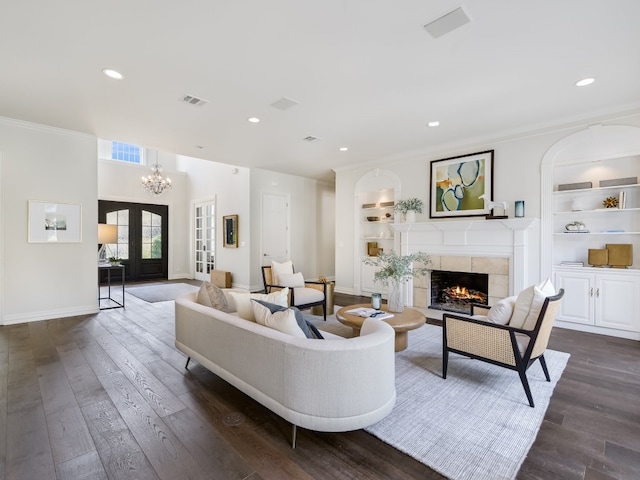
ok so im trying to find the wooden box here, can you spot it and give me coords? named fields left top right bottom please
left=210, top=269, right=232, bottom=288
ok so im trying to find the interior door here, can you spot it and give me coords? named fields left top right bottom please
left=99, top=200, right=169, bottom=281
left=261, top=192, right=289, bottom=264
left=194, top=200, right=215, bottom=281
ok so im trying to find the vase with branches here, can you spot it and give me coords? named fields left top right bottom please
left=364, top=250, right=430, bottom=312
left=394, top=197, right=424, bottom=222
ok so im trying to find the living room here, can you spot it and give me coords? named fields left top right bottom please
left=1, top=2, right=640, bottom=479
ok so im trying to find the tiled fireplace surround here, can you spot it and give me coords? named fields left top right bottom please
left=392, top=218, right=540, bottom=318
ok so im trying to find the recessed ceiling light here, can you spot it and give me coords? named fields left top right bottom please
left=576, top=78, right=595, bottom=87
left=428, top=121, right=440, bottom=127
left=339, top=147, right=348, bottom=151
left=102, top=68, right=124, bottom=80
left=247, top=117, right=260, bottom=123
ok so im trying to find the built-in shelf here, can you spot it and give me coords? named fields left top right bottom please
left=554, top=207, right=640, bottom=215
left=553, top=183, right=640, bottom=195
left=554, top=232, right=640, bottom=236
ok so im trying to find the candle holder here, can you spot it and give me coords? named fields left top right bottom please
left=371, top=293, right=382, bottom=310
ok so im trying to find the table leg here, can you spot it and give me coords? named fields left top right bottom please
left=395, top=331, right=408, bottom=352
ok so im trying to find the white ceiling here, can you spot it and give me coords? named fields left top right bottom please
left=1, top=1, right=639, bottom=181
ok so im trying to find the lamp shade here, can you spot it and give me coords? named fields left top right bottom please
left=98, top=224, right=118, bottom=244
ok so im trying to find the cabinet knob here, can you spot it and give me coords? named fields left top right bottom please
left=596, top=288, right=600, bottom=298
left=590, top=287, right=593, bottom=297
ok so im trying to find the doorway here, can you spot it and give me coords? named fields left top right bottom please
left=99, top=200, right=169, bottom=282
left=193, top=199, right=216, bottom=282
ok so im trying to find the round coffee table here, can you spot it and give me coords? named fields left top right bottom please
left=336, top=304, right=426, bottom=352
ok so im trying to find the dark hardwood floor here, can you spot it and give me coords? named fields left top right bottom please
left=0, top=286, right=638, bottom=479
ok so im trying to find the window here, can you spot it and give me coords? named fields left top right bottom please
left=111, top=141, right=142, bottom=164
left=105, top=210, right=129, bottom=260
left=142, top=210, right=163, bottom=259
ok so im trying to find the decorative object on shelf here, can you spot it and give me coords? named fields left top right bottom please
left=141, top=155, right=172, bottom=195
left=514, top=200, right=525, bottom=218
left=606, top=243, right=633, bottom=268
left=557, top=181, right=592, bottom=191
left=362, top=203, right=376, bottom=209
left=367, top=242, right=381, bottom=256
left=364, top=251, right=430, bottom=312
left=479, top=194, right=508, bottom=219
left=380, top=201, right=395, bottom=208
left=394, top=197, right=424, bottom=223
left=588, top=249, right=608, bottom=267
left=602, top=196, right=618, bottom=208
left=565, top=221, right=586, bottom=232
left=366, top=216, right=379, bottom=222
left=371, top=293, right=382, bottom=310
left=571, top=198, right=583, bottom=211
left=385, top=212, right=392, bottom=219
left=223, top=214, right=238, bottom=248
left=430, top=150, right=494, bottom=218
left=98, top=223, right=118, bottom=264
left=599, top=177, right=637, bottom=188
left=618, top=191, right=627, bottom=209
left=28, top=201, right=82, bottom=243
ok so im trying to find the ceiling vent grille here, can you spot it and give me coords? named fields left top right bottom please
left=302, top=135, right=321, bottom=143
left=270, top=97, right=299, bottom=111
left=180, top=94, right=209, bottom=106
left=424, top=7, right=471, bottom=39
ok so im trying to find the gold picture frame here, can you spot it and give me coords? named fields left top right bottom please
left=223, top=214, right=238, bottom=248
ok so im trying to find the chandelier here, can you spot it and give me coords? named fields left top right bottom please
left=141, top=163, right=172, bottom=195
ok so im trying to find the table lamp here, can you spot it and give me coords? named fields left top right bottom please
left=98, top=223, right=118, bottom=264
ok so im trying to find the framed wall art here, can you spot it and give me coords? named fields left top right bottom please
left=223, top=214, right=238, bottom=248
left=28, top=200, right=82, bottom=243
left=430, top=150, right=494, bottom=218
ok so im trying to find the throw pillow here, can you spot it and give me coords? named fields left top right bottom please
left=229, top=288, right=289, bottom=322
left=252, top=300, right=323, bottom=339
left=509, top=279, right=556, bottom=329
left=278, top=272, right=305, bottom=288
left=196, top=281, right=231, bottom=312
left=271, top=260, right=293, bottom=285
left=486, top=296, right=517, bottom=325
left=251, top=300, right=307, bottom=338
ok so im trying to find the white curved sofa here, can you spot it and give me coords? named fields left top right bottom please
left=174, top=291, right=396, bottom=446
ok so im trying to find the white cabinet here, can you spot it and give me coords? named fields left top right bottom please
left=554, top=267, right=640, bottom=334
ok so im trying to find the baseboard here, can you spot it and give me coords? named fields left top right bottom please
left=555, top=320, right=640, bottom=341
left=2, top=304, right=99, bottom=326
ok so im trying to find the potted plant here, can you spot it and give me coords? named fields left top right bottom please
left=108, top=256, right=121, bottom=266
left=394, top=197, right=424, bottom=222
left=364, top=250, right=430, bottom=312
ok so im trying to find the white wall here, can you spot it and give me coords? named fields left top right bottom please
left=249, top=169, right=335, bottom=291
left=334, top=112, right=640, bottom=295
left=98, top=157, right=190, bottom=279
left=0, top=117, right=98, bottom=324
left=176, top=155, right=252, bottom=289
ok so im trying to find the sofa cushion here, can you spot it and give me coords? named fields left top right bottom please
left=486, top=296, right=517, bottom=325
left=196, top=281, right=231, bottom=312
left=251, top=300, right=307, bottom=338
left=271, top=260, right=293, bottom=284
left=293, top=287, right=324, bottom=304
left=229, top=288, right=289, bottom=321
left=509, top=279, right=556, bottom=330
left=279, top=272, right=305, bottom=288
left=252, top=299, right=324, bottom=339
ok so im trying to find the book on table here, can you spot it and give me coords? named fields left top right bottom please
left=345, top=307, right=394, bottom=320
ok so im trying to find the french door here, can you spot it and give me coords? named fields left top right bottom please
left=194, top=199, right=216, bottom=281
left=99, top=200, right=169, bottom=282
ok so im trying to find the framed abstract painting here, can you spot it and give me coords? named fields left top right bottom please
left=430, top=150, right=494, bottom=218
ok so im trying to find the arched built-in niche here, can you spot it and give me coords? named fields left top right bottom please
left=541, top=124, right=640, bottom=278
left=353, top=169, right=402, bottom=296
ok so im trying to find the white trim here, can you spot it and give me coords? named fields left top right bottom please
left=0, top=115, right=95, bottom=139
left=3, top=304, right=99, bottom=325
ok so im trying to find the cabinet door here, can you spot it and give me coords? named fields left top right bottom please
left=361, top=261, right=380, bottom=294
left=554, top=272, right=594, bottom=325
left=595, top=274, right=640, bottom=331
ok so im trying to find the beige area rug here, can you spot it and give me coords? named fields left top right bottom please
left=126, top=282, right=199, bottom=303
left=305, top=310, right=570, bottom=480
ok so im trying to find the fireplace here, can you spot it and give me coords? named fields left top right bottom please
left=430, top=270, right=489, bottom=314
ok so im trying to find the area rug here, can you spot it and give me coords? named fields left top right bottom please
left=305, top=312, right=569, bottom=479
left=126, top=282, right=199, bottom=303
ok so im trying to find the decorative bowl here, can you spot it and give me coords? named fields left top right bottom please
left=367, top=216, right=379, bottom=222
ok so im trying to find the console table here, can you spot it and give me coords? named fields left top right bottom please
left=99, top=263, right=125, bottom=310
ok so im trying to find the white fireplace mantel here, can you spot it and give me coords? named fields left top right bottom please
left=392, top=218, right=540, bottom=297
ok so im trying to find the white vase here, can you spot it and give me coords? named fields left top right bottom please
left=405, top=210, right=416, bottom=223
left=387, top=280, right=404, bottom=313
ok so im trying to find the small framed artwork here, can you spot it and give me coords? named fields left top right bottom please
left=430, top=150, right=494, bottom=218
left=28, top=201, right=82, bottom=243
left=223, top=214, right=238, bottom=248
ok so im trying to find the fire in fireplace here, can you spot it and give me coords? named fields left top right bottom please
left=430, top=270, right=489, bottom=314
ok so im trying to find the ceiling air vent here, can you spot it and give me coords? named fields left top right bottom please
left=270, top=97, right=299, bottom=111
left=424, top=6, right=471, bottom=39
left=302, top=136, right=321, bottom=143
left=180, top=94, right=209, bottom=106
